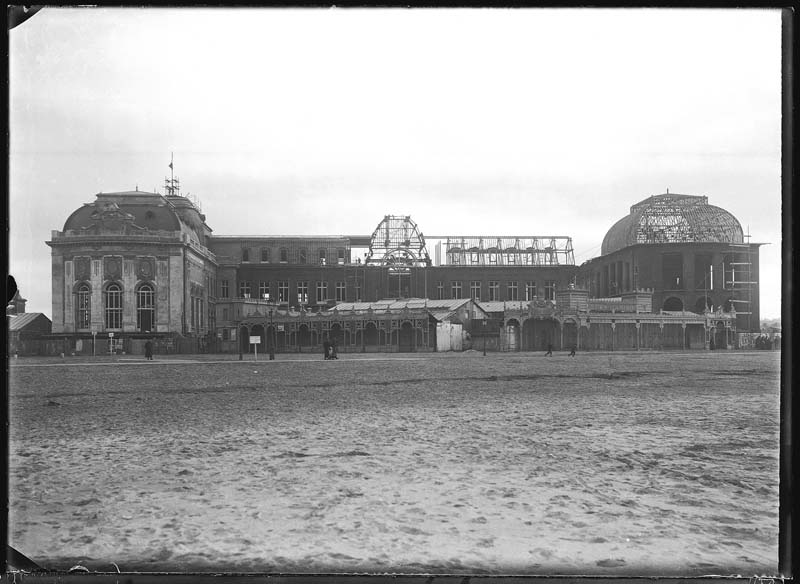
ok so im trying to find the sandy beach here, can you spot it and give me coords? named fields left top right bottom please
left=8, top=350, right=780, bottom=575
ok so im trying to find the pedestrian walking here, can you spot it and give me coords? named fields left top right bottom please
left=545, top=343, right=553, bottom=357
left=144, top=339, right=153, bottom=360
left=331, top=338, right=339, bottom=360
left=569, top=346, right=576, bottom=357
left=323, top=338, right=331, bottom=360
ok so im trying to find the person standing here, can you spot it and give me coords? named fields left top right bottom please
left=569, top=346, right=576, bottom=357
left=144, top=339, right=153, bottom=360
left=545, top=343, right=553, bottom=357
left=323, top=338, right=331, bottom=360
left=331, top=337, right=339, bottom=360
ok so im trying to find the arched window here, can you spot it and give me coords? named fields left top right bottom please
left=104, top=283, right=123, bottom=329
left=137, top=283, right=155, bottom=332
left=75, top=283, right=91, bottom=329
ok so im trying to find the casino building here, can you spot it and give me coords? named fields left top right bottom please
left=45, top=180, right=761, bottom=354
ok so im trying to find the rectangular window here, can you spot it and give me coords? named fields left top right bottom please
left=335, top=281, right=346, bottom=301
left=222, top=308, right=229, bottom=321
left=222, top=328, right=230, bottom=341
left=221, top=280, right=229, bottom=298
left=297, top=281, right=309, bottom=304
left=76, top=284, right=91, bottom=329
left=507, top=281, right=519, bottom=301
left=337, top=249, right=346, bottom=265
left=662, top=253, right=684, bottom=290
left=506, top=253, right=516, bottom=265
left=525, top=281, right=537, bottom=301
left=137, top=285, right=155, bottom=332
left=259, top=281, right=270, bottom=300
left=278, top=281, right=289, bottom=303
left=319, top=249, right=327, bottom=265
left=488, top=252, right=498, bottom=265
left=694, top=254, right=713, bottom=290
left=451, top=281, right=462, bottom=299
left=239, top=281, right=251, bottom=298
left=299, top=249, right=307, bottom=264
left=544, top=280, right=556, bottom=301
left=280, top=248, right=289, bottom=263
left=242, top=248, right=250, bottom=262
left=355, top=282, right=361, bottom=301
left=488, top=281, right=499, bottom=301
left=469, top=252, right=480, bottom=265
left=436, top=281, right=444, bottom=300
left=105, top=284, right=123, bottom=329
left=316, top=281, right=328, bottom=303
left=470, top=281, right=481, bottom=301
left=261, top=248, right=270, bottom=263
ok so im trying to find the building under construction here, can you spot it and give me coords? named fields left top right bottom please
left=45, top=187, right=762, bottom=355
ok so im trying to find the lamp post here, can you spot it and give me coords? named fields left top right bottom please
left=237, top=318, right=243, bottom=361
left=269, top=308, right=275, bottom=360
left=483, top=319, right=487, bottom=356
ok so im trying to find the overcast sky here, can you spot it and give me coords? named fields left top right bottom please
left=9, top=7, right=782, bottom=318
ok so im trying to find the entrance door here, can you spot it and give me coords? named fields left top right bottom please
left=399, top=322, right=414, bottom=352
left=139, top=310, right=153, bottom=333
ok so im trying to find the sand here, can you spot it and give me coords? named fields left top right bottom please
left=7, top=350, right=780, bottom=575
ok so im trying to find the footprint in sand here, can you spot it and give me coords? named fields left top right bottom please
left=597, top=558, right=627, bottom=567
left=327, top=552, right=357, bottom=561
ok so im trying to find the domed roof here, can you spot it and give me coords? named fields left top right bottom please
left=601, top=193, right=744, bottom=255
left=64, top=192, right=180, bottom=232
left=63, top=191, right=212, bottom=245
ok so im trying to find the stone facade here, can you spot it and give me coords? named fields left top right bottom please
left=46, top=191, right=217, bottom=340
left=46, top=190, right=760, bottom=353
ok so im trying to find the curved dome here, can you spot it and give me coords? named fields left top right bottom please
left=601, top=193, right=744, bottom=255
left=62, top=191, right=212, bottom=245
left=64, top=192, right=180, bottom=232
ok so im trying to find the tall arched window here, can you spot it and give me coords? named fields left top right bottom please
left=75, top=283, right=91, bottom=329
left=137, top=283, right=155, bottom=332
left=105, top=283, right=123, bottom=329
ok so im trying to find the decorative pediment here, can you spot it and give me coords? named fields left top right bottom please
left=83, top=201, right=146, bottom=234
left=103, top=256, right=123, bottom=281
left=137, top=257, right=155, bottom=280
left=74, top=257, right=91, bottom=281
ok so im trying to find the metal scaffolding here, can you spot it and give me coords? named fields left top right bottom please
left=629, top=194, right=743, bottom=246
left=725, top=228, right=758, bottom=332
left=442, top=236, right=575, bottom=266
left=365, top=215, right=431, bottom=268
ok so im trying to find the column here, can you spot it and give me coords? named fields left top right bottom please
left=91, top=259, right=103, bottom=331
left=63, top=260, right=74, bottom=332
left=122, top=258, right=136, bottom=332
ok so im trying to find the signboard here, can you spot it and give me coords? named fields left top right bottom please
left=249, top=336, right=261, bottom=344
left=277, top=325, right=285, bottom=332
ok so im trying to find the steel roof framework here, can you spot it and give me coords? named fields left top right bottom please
left=443, top=236, right=575, bottom=266
left=630, top=195, right=743, bottom=246
left=365, top=215, right=431, bottom=269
